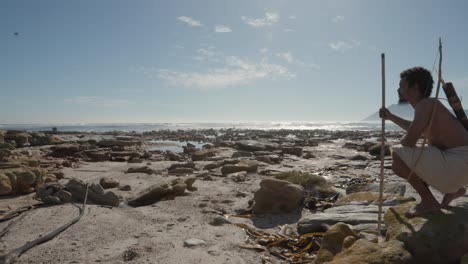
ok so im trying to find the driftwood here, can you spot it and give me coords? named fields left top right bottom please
left=0, top=185, right=89, bottom=264
left=72, top=169, right=107, bottom=172
left=0, top=204, right=47, bottom=223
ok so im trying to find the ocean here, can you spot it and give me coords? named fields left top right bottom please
left=0, top=121, right=402, bottom=132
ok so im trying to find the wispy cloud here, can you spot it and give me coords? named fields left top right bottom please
left=193, top=47, right=224, bottom=62
left=329, top=40, right=360, bottom=52
left=284, top=28, right=295, bottom=32
left=153, top=55, right=293, bottom=90
left=214, top=25, right=232, bottom=33
left=241, top=12, right=280, bottom=27
left=259, top=48, right=269, bottom=53
left=332, top=15, right=345, bottom=23
left=289, top=15, right=296, bottom=20
left=64, top=97, right=135, bottom=107
left=276, top=52, right=320, bottom=69
left=177, top=16, right=202, bottom=27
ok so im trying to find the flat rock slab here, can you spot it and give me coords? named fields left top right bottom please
left=298, top=212, right=379, bottom=234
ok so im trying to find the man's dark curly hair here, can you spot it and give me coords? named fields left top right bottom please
left=400, top=67, right=434, bottom=100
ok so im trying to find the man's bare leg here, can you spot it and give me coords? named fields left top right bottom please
left=441, top=188, right=466, bottom=208
left=392, top=152, right=441, bottom=218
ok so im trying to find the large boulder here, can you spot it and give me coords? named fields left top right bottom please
left=297, top=192, right=415, bottom=234
left=235, top=140, right=266, bottom=152
left=327, top=239, right=412, bottom=264
left=0, top=173, right=12, bottom=195
left=191, top=149, right=216, bottom=161
left=99, top=177, right=120, bottom=189
left=334, top=192, right=414, bottom=207
left=16, top=170, right=37, bottom=186
left=368, top=144, right=391, bottom=156
left=128, top=177, right=196, bottom=207
left=126, top=166, right=154, bottom=174
left=30, top=132, right=62, bottom=146
left=65, top=178, right=120, bottom=207
left=281, top=146, right=303, bottom=157
left=48, top=144, right=82, bottom=158
left=221, top=160, right=258, bottom=176
left=84, top=150, right=111, bottom=162
left=253, top=178, right=304, bottom=214
left=384, top=202, right=468, bottom=264
left=10, top=132, right=31, bottom=148
left=315, top=223, right=359, bottom=264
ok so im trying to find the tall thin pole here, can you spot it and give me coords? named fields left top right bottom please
left=377, top=53, right=385, bottom=233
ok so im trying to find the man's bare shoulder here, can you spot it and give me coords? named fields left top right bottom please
left=414, top=98, right=439, bottom=114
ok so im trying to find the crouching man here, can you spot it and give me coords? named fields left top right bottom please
left=380, top=67, right=468, bottom=217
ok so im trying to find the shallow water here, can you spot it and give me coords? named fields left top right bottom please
left=147, top=140, right=205, bottom=153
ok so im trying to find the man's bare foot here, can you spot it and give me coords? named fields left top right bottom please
left=441, top=188, right=466, bottom=208
left=405, top=201, right=441, bottom=218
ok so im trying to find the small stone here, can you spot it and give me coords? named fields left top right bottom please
left=55, top=190, right=73, bottom=203
left=229, top=171, right=247, bottom=182
left=126, top=166, right=154, bottom=174
left=43, top=195, right=62, bottom=204
left=168, top=168, right=194, bottom=175
left=209, top=216, right=231, bottom=226
left=122, top=248, right=138, bottom=262
left=119, top=185, right=132, bottom=191
left=177, top=216, right=189, bottom=222
left=183, top=238, right=206, bottom=247
left=100, top=177, right=120, bottom=189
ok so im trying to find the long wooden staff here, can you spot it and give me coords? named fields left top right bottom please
left=377, top=53, right=385, bottom=233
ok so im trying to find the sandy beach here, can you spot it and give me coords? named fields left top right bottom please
left=1, top=128, right=467, bottom=264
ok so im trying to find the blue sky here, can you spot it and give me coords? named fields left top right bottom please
left=2, top=0, right=468, bottom=124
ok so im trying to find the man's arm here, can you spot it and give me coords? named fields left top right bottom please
left=380, top=108, right=412, bottom=131
left=388, top=114, right=412, bottom=131
left=400, top=100, right=433, bottom=146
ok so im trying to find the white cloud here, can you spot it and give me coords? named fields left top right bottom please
left=289, top=15, right=296, bottom=20
left=332, top=15, right=345, bottom=23
left=259, top=48, right=269, bottom=53
left=193, top=47, right=224, bottom=62
left=155, top=56, right=293, bottom=90
left=177, top=16, right=202, bottom=27
left=241, top=12, right=279, bottom=27
left=214, top=25, right=232, bottom=33
left=276, top=52, right=320, bottom=70
left=64, top=97, right=135, bottom=107
left=284, top=28, right=295, bottom=32
left=329, top=40, right=361, bottom=52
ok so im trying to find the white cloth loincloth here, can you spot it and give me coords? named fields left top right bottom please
left=392, top=144, right=468, bottom=194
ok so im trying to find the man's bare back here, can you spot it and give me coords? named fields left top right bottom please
left=414, top=98, right=468, bottom=150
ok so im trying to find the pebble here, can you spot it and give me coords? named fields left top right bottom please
left=209, top=216, right=231, bottom=226
left=183, top=238, right=206, bottom=247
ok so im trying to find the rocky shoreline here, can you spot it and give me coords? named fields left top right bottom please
left=1, top=128, right=468, bottom=263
